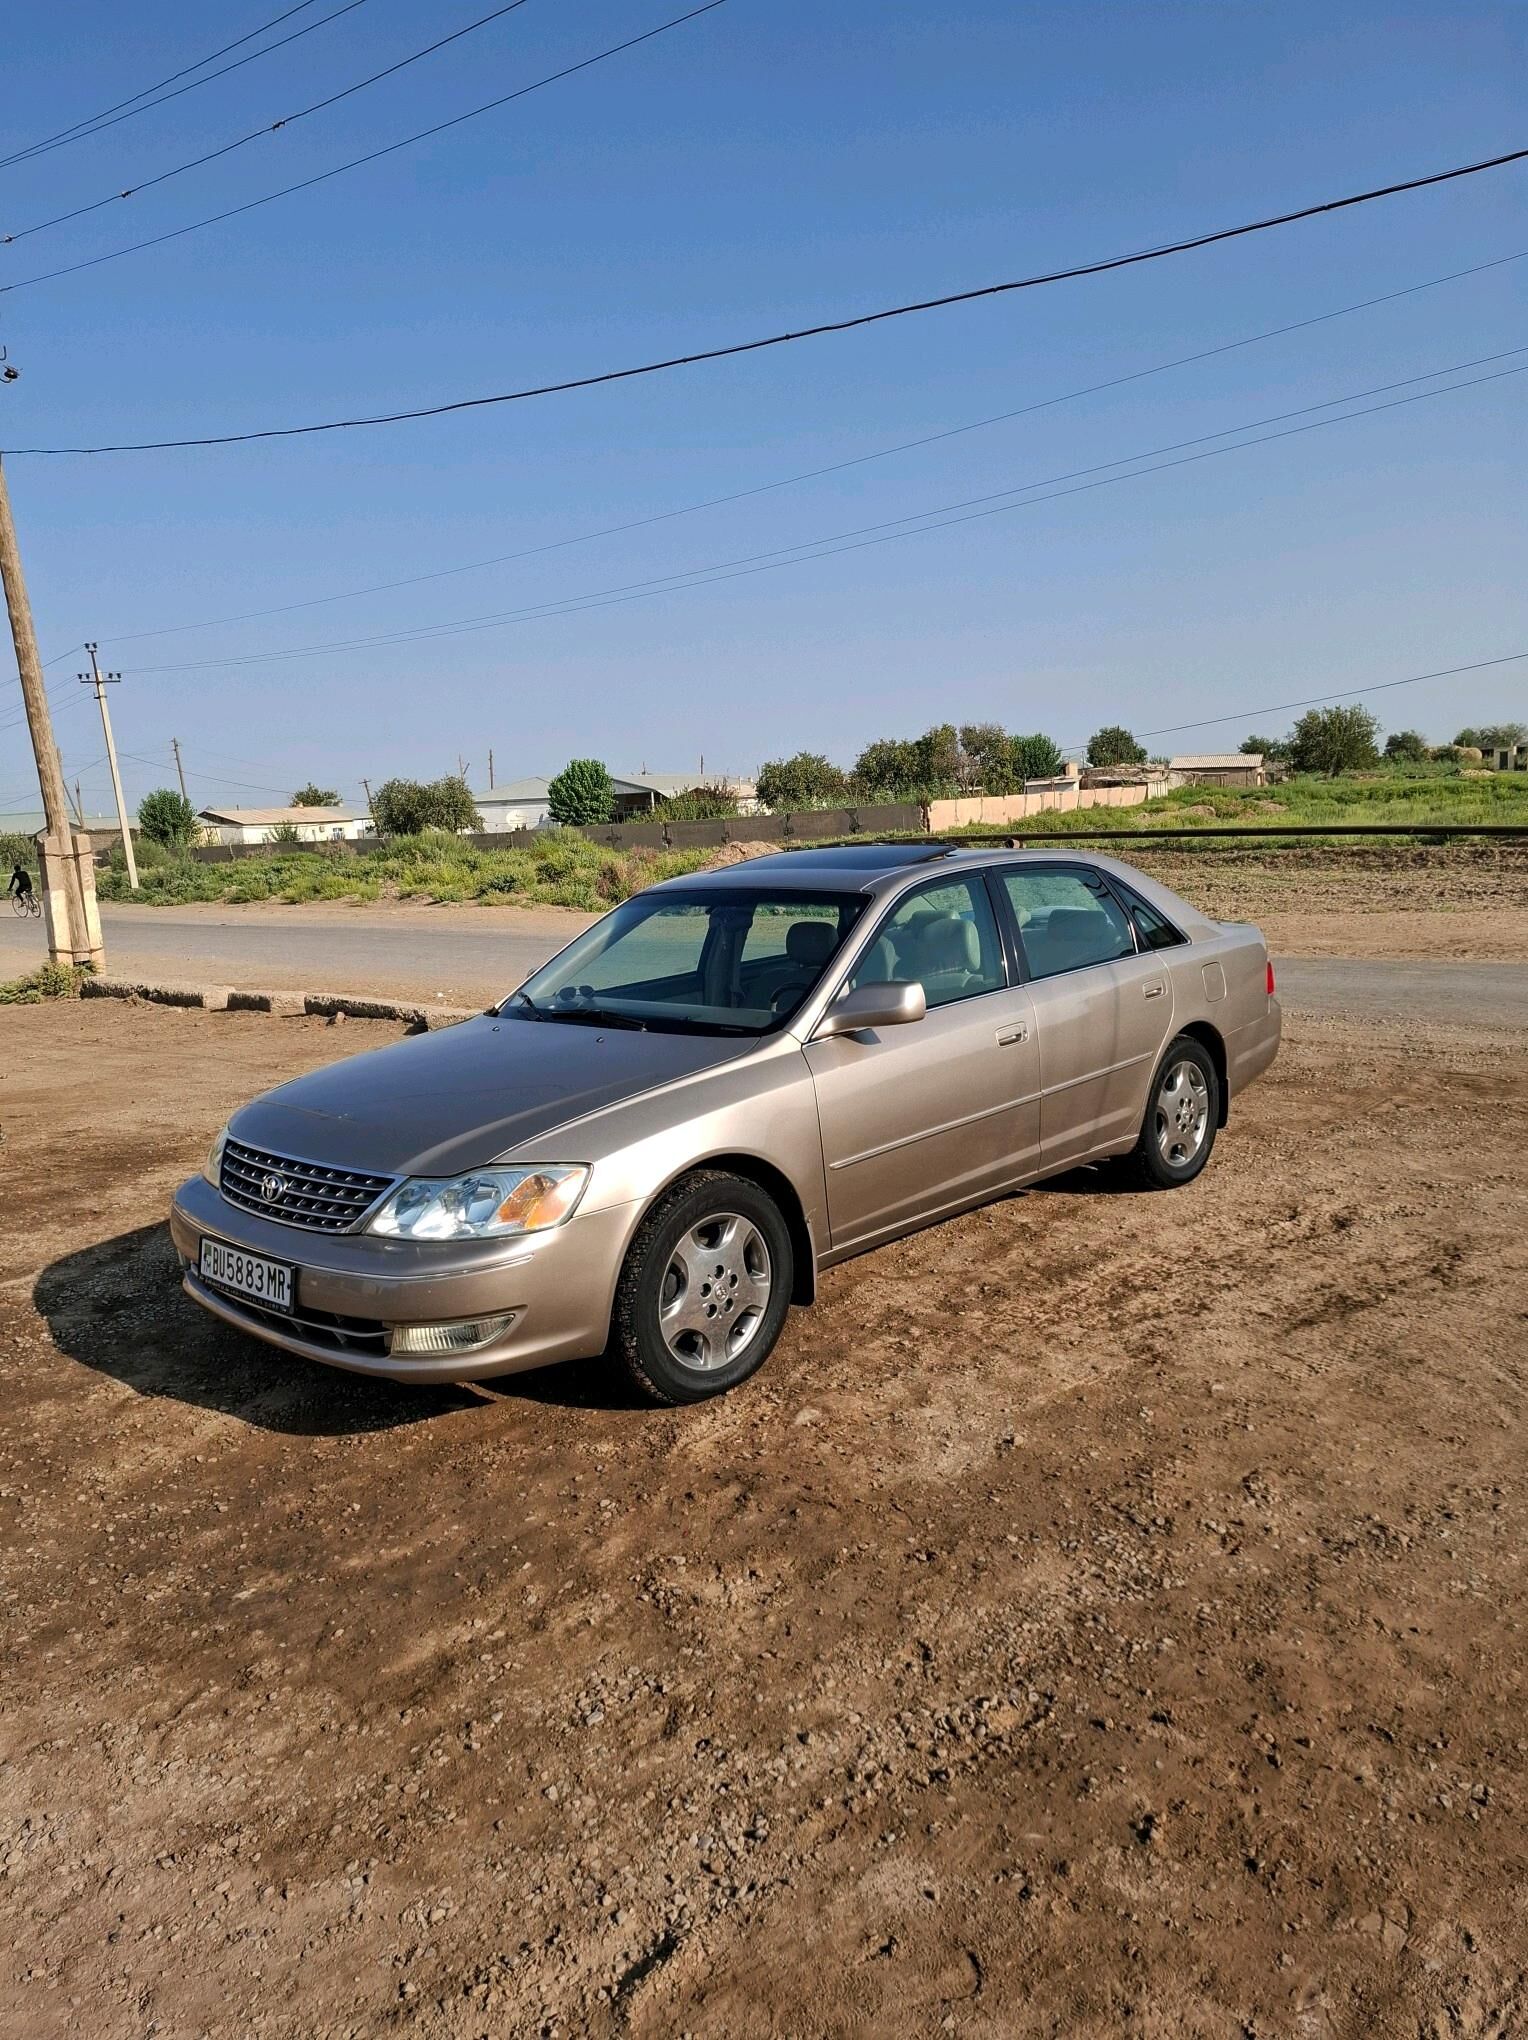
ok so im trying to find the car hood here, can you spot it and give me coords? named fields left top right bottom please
left=229, top=1013, right=754, bottom=1178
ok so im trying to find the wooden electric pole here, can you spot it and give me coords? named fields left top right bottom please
left=488, top=747, right=495, bottom=789
left=0, top=454, right=98, bottom=965
left=171, top=736, right=188, bottom=799
left=81, top=642, right=138, bottom=889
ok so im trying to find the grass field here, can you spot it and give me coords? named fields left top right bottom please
left=90, top=772, right=1528, bottom=910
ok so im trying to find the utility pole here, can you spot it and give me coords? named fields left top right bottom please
left=487, top=747, right=494, bottom=790
left=170, top=736, right=188, bottom=800
left=73, top=780, right=85, bottom=826
left=0, top=454, right=99, bottom=966
left=361, top=776, right=373, bottom=813
left=81, top=642, right=138, bottom=889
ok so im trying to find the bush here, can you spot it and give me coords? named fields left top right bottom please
left=0, top=960, right=91, bottom=1005
left=1287, top=705, right=1381, bottom=777
left=370, top=776, right=480, bottom=835
left=1, top=830, right=36, bottom=874
left=1086, top=725, right=1147, bottom=768
left=654, top=780, right=739, bottom=822
left=267, top=821, right=304, bottom=844
left=138, top=787, right=199, bottom=847
left=546, top=758, right=615, bottom=827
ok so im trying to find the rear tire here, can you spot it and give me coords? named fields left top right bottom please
left=609, top=1170, right=795, bottom=1405
left=1126, top=1034, right=1220, bottom=1190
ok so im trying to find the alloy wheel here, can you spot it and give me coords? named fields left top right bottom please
left=659, top=1213, right=772, bottom=1371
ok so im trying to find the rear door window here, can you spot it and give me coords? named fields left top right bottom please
left=1001, top=869, right=1136, bottom=980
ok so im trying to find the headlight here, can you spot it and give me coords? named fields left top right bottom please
left=367, top=1165, right=589, bottom=1241
left=203, top=1124, right=228, bottom=1186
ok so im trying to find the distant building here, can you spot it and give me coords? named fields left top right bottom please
left=472, top=772, right=759, bottom=833
left=1490, top=743, right=1527, bottom=772
left=197, top=804, right=372, bottom=847
left=1, top=808, right=138, bottom=844
left=1169, top=753, right=1266, bottom=788
left=472, top=778, right=553, bottom=833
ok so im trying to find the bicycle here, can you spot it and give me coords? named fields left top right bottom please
left=10, top=889, right=41, bottom=918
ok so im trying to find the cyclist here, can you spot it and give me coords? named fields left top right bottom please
left=8, top=858, right=33, bottom=902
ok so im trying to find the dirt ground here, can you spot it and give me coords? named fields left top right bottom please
left=1, top=1000, right=1525, bottom=2038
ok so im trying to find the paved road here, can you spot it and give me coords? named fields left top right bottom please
left=3, top=904, right=1524, bottom=1027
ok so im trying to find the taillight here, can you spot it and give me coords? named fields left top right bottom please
left=1266, top=959, right=1276, bottom=997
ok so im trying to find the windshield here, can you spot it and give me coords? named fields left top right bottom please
left=507, top=888, right=866, bottom=1035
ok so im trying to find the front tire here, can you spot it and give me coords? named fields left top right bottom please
left=610, top=1170, right=795, bottom=1405
left=1126, top=1034, right=1219, bottom=1190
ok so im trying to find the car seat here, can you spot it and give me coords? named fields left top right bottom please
left=756, top=919, right=839, bottom=1013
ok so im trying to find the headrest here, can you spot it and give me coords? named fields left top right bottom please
left=786, top=919, right=837, bottom=965
left=915, top=914, right=980, bottom=973
left=1044, top=907, right=1103, bottom=945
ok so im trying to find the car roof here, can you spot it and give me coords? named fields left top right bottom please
left=647, top=842, right=1217, bottom=928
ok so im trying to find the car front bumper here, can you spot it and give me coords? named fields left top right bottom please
left=169, top=1174, right=635, bottom=1382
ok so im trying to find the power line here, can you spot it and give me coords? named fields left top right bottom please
left=0, top=1, right=367, bottom=174
left=117, top=749, right=294, bottom=796
left=0, top=1, right=729, bottom=303
left=1056, top=653, right=1528, bottom=754
left=8, top=141, right=1525, bottom=449
left=122, top=353, right=1528, bottom=673
left=75, top=249, right=1528, bottom=648
left=2, top=0, right=533, bottom=247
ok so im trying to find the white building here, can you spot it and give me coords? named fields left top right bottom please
left=197, top=804, right=373, bottom=847
left=471, top=772, right=759, bottom=833
left=471, top=778, right=554, bottom=833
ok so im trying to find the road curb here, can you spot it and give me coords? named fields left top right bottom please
left=81, top=977, right=477, bottom=1028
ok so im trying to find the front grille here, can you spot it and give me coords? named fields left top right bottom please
left=220, top=1137, right=395, bottom=1233
left=198, top=1276, right=390, bottom=1356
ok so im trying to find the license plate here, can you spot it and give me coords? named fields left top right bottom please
left=199, top=1238, right=294, bottom=1311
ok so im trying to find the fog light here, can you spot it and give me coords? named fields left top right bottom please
left=387, top=1313, right=518, bottom=1356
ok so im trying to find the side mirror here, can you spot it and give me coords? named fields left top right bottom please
left=813, top=979, right=927, bottom=1039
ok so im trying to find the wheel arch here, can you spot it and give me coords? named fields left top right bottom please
left=1175, top=1019, right=1229, bottom=1126
left=637, top=1152, right=817, bottom=1306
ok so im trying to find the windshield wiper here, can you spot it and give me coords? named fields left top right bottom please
left=542, top=1005, right=649, bottom=1031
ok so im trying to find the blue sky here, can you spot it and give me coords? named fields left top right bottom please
left=1, top=0, right=1523, bottom=815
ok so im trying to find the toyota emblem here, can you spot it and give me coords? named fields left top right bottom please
left=259, top=1172, right=288, bottom=1205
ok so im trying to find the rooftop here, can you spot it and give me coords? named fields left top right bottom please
left=198, top=804, right=361, bottom=826
left=1170, top=754, right=1263, bottom=770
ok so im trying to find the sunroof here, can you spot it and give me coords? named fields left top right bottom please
left=747, top=843, right=954, bottom=870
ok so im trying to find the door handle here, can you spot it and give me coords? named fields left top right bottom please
left=1143, top=981, right=1166, bottom=999
left=996, top=1024, right=1029, bottom=1045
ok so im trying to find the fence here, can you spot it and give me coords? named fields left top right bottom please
left=178, top=802, right=927, bottom=863
left=926, top=778, right=1171, bottom=830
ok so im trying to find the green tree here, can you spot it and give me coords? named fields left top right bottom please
left=1288, top=705, right=1381, bottom=777
left=268, top=821, right=305, bottom=844
left=370, top=776, right=481, bottom=835
left=1240, top=733, right=1289, bottom=762
left=1460, top=721, right=1527, bottom=753
left=1086, top=724, right=1148, bottom=768
left=546, top=758, right=615, bottom=827
left=137, top=787, right=199, bottom=847
left=292, top=781, right=341, bottom=807
left=1383, top=729, right=1429, bottom=764
left=957, top=722, right=1016, bottom=791
left=852, top=736, right=922, bottom=795
left=755, top=752, right=850, bottom=811
left=1008, top=732, right=1065, bottom=781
